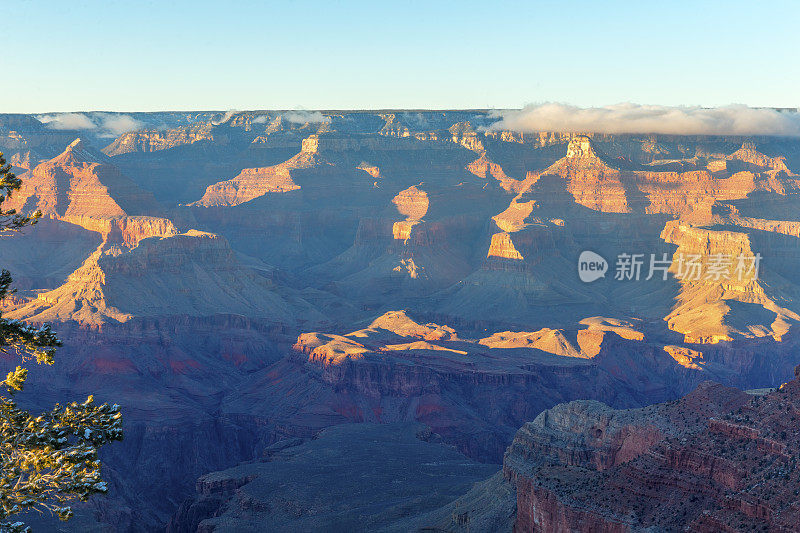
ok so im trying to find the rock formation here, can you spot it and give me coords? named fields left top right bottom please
left=540, top=136, right=631, bottom=213
left=661, top=221, right=799, bottom=343
left=391, top=185, right=428, bottom=242
left=504, top=373, right=800, bottom=531
left=8, top=138, right=162, bottom=220
left=102, top=124, right=215, bottom=156
left=6, top=230, right=294, bottom=326
left=191, top=153, right=308, bottom=207
left=166, top=424, right=498, bottom=532
left=467, top=152, right=521, bottom=191
left=2, top=111, right=800, bottom=531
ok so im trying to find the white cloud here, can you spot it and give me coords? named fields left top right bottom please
left=211, top=110, right=240, bottom=125
left=36, top=112, right=144, bottom=137
left=37, top=112, right=97, bottom=130
left=486, top=103, right=800, bottom=136
left=96, top=113, right=144, bottom=136
left=399, top=112, right=430, bottom=129
left=282, top=111, right=331, bottom=124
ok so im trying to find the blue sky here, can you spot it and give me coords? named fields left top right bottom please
left=3, top=0, right=798, bottom=112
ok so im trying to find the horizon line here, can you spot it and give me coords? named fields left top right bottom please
left=5, top=106, right=800, bottom=115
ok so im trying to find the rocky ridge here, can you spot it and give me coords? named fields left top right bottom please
left=503, top=370, right=800, bottom=532
left=3, top=111, right=800, bottom=531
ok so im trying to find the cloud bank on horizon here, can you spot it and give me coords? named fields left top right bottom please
left=281, top=111, right=331, bottom=124
left=251, top=110, right=331, bottom=125
left=36, top=112, right=145, bottom=137
left=487, top=103, right=800, bottom=136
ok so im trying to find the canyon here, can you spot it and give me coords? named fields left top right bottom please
left=2, top=110, right=800, bottom=531
left=503, top=370, right=800, bottom=531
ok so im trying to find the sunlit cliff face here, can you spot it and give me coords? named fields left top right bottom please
left=4, top=108, right=800, bottom=530
left=8, top=114, right=800, bottom=345
left=7, top=114, right=800, bottom=348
